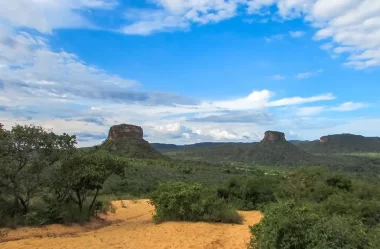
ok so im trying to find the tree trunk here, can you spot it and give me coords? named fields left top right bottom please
left=76, top=190, right=83, bottom=213
left=88, top=188, right=100, bottom=218
left=18, top=197, right=28, bottom=214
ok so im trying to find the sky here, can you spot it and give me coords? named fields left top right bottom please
left=0, top=0, right=380, bottom=146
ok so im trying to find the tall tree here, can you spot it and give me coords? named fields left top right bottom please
left=0, top=124, right=76, bottom=214
left=53, top=151, right=124, bottom=217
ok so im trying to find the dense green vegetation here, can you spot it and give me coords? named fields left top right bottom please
left=0, top=124, right=124, bottom=227
left=164, top=140, right=380, bottom=175
left=2, top=122, right=380, bottom=249
left=150, top=182, right=242, bottom=224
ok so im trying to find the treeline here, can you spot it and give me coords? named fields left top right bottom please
left=0, top=124, right=125, bottom=227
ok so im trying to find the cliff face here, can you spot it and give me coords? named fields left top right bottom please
left=107, top=124, right=143, bottom=141
left=320, top=136, right=329, bottom=144
left=261, top=131, right=286, bottom=143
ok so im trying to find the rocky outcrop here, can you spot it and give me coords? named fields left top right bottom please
left=261, top=131, right=286, bottom=143
left=107, top=124, right=143, bottom=141
left=319, top=136, right=328, bottom=143
left=102, top=124, right=164, bottom=159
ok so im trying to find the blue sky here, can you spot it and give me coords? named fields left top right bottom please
left=0, top=0, right=380, bottom=146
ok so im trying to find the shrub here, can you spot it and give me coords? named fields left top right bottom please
left=249, top=201, right=371, bottom=249
left=149, top=182, right=242, bottom=224
left=218, top=176, right=276, bottom=210
left=326, top=175, right=353, bottom=191
left=23, top=211, right=50, bottom=226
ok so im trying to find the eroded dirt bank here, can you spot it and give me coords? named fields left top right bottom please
left=1, top=200, right=263, bottom=249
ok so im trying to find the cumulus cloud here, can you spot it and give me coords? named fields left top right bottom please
left=121, top=0, right=238, bottom=35
left=0, top=24, right=196, bottom=107
left=117, top=0, right=380, bottom=69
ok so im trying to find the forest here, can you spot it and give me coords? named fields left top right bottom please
left=1, top=123, right=380, bottom=249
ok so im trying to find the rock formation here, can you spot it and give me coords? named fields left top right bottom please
left=261, top=131, right=286, bottom=143
left=102, top=124, right=164, bottom=159
left=107, top=124, right=143, bottom=141
left=319, top=136, right=328, bottom=144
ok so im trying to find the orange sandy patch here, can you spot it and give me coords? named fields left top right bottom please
left=1, top=199, right=263, bottom=249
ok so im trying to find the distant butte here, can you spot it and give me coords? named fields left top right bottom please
left=107, top=124, right=143, bottom=141
left=261, top=131, right=286, bottom=143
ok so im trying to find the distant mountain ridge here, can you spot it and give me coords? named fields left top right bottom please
left=162, top=131, right=319, bottom=166
left=294, top=133, right=380, bottom=154
left=152, top=133, right=380, bottom=155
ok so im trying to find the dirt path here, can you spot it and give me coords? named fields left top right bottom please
left=1, top=200, right=263, bottom=249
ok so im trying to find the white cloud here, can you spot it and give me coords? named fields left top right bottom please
left=329, top=102, right=368, bottom=111
left=271, top=74, right=286, bottom=80
left=296, top=106, right=325, bottom=116
left=121, top=0, right=238, bottom=35
left=0, top=25, right=141, bottom=105
left=0, top=0, right=117, bottom=33
left=269, top=93, right=334, bottom=107
left=289, top=31, right=305, bottom=38
left=118, top=0, right=380, bottom=69
left=205, top=90, right=273, bottom=110
left=295, top=102, right=368, bottom=117
left=296, top=69, right=323, bottom=79
left=265, top=34, right=284, bottom=43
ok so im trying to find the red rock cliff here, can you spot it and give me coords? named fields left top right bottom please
left=261, top=131, right=286, bottom=142
left=107, top=124, right=143, bottom=141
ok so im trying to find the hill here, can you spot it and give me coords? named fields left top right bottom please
left=165, top=131, right=318, bottom=166
left=292, top=134, right=380, bottom=154
left=99, top=124, right=165, bottom=159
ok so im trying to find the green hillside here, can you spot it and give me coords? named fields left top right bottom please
left=99, top=137, right=165, bottom=159
left=166, top=139, right=318, bottom=166
left=293, top=134, right=380, bottom=155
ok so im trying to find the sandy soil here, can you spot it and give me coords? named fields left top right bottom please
left=1, top=200, right=263, bottom=249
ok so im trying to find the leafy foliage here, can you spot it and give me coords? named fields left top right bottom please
left=0, top=124, right=76, bottom=214
left=50, top=151, right=125, bottom=216
left=150, top=182, right=242, bottom=224
left=217, top=174, right=278, bottom=210
left=250, top=201, right=372, bottom=249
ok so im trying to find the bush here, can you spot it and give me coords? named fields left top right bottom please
left=249, top=201, right=371, bottom=249
left=149, top=182, right=242, bottom=224
left=23, top=211, right=50, bottom=226
left=217, top=176, right=276, bottom=210
left=326, top=175, right=353, bottom=191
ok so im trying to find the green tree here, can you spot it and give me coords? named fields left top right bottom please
left=53, top=151, right=124, bottom=217
left=0, top=124, right=76, bottom=214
